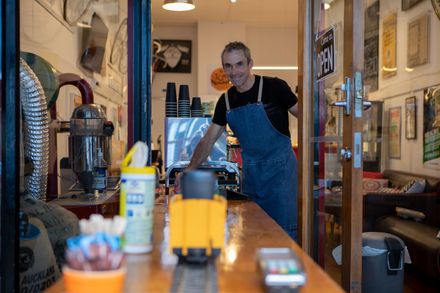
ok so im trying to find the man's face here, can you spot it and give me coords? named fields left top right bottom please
left=222, top=49, right=253, bottom=89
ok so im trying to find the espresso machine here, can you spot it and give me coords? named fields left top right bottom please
left=69, top=104, right=114, bottom=194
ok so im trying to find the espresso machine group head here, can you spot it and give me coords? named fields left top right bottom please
left=69, top=104, right=114, bottom=194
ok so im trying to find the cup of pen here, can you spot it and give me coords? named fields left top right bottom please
left=63, top=215, right=127, bottom=293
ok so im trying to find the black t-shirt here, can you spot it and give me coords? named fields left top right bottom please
left=212, top=75, right=297, bottom=137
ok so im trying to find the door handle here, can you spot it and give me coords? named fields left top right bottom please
left=363, top=100, right=372, bottom=111
left=331, top=100, right=348, bottom=107
left=330, top=77, right=351, bottom=115
left=340, top=147, right=352, bottom=161
left=333, top=99, right=371, bottom=111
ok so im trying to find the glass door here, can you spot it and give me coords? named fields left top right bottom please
left=300, top=0, right=366, bottom=291
left=303, top=2, right=440, bottom=292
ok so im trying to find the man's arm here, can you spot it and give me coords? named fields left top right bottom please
left=275, top=77, right=298, bottom=118
left=288, top=103, right=298, bottom=118
left=186, top=123, right=226, bottom=170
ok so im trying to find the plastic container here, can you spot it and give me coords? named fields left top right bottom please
left=63, top=266, right=126, bottom=293
left=119, top=145, right=156, bottom=253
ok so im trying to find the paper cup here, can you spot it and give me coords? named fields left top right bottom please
left=63, top=266, right=126, bottom=293
left=166, top=82, right=177, bottom=102
left=178, top=84, right=190, bottom=101
left=191, top=96, right=202, bottom=111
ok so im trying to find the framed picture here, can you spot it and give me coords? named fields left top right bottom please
left=402, top=0, right=424, bottom=11
left=423, top=86, right=440, bottom=169
left=433, top=0, right=440, bottom=21
left=389, top=107, right=401, bottom=159
left=382, top=13, right=397, bottom=79
left=405, top=96, right=417, bottom=139
left=407, top=13, right=429, bottom=69
left=364, top=1, right=380, bottom=92
left=153, top=39, right=192, bottom=73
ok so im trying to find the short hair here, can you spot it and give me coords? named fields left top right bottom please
left=221, top=41, right=252, bottom=64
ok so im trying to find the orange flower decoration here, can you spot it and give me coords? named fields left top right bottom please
left=210, top=67, right=232, bottom=91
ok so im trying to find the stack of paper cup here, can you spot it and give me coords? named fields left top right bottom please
left=191, top=97, right=203, bottom=117
left=178, top=85, right=190, bottom=117
left=165, top=82, right=177, bottom=117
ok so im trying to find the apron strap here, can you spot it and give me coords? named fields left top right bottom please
left=257, top=76, right=263, bottom=102
left=225, top=91, right=231, bottom=111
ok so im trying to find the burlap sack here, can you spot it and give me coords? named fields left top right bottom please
left=19, top=217, right=61, bottom=293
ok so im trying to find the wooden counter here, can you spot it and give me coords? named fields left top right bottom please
left=46, top=199, right=344, bottom=293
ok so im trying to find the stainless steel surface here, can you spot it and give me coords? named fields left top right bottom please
left=340, top=148, right=352, bottom=161
left=165, top=160, right=240, bottom=189
left=19, top=58, right=50, bottom=199
left=70, top=103, right=106, bottom=120
left=69, top=135, right=111, bottom=172
left=363, top=100, right=372, bottom=110
left=68, top=103, right=112, bottom=193
left=330, top=77, right=352, bottom=116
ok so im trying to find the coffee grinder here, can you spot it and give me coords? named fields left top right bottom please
left=69, top=103, right=114, bottom=194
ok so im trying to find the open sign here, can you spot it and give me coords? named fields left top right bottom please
left=316, top=27, right=335, bottom=81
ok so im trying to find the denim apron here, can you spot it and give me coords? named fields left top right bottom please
left=225, top=77, right=298, bottom=239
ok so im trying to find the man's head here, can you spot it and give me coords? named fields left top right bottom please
left=221, top=42, right=252, bottom=64
left=221, top=42, right=254, bottom=92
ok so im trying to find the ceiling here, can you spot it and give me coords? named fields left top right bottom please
left=151, top=0, right=298, bottom=28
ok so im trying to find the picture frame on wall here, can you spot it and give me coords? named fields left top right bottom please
left=389, top=106, right=402, bottom=159
left=364, top=1, right=380, bottom=92
left=382, top=13, right=397, bottom=79
left=423, top=85, right=440, bottom=169
left=407, top=13, right=429, bottom=69
left=402, top=0, right=424, bottom=11
left=433, top=0, right=440, bottom=21
left=153, top=39, right=192, bottom=73
left=405, top=96, right=417, bottom=139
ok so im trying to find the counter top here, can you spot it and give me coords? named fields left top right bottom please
left=46, top=198, right=343, bottom=293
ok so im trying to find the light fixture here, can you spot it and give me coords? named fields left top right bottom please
left=77, top=21, right=92, bottom=28
left=162, top=0, right=195, bottom=11
left=253, top=66, right=298, bottom=71
left=382, top=66, right=397, bottom=72
left=324, top=0, right=334, bottom=10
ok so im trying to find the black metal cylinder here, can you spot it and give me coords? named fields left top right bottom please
left=181, top=170, right=216, bottom=199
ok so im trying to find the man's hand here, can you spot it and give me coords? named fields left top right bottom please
left=186, top=123, right=226, bottom=170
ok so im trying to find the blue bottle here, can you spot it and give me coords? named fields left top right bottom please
left=93, top=148, right=107, bottom=193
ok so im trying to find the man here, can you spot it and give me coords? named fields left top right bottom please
left=183, top=41, right=298, bottom=239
